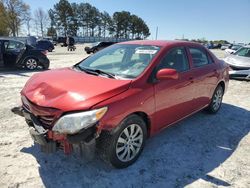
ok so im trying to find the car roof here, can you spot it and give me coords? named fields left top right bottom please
left=119, top=40, right=202, bottom=47
left=0, top=38, right=25, bottom=44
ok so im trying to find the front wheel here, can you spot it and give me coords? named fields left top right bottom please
left=98, top=114, right=147, bottom=168
left=206, top=85, right=224, bottom=114
left=25, top=58, right=38, bottom=70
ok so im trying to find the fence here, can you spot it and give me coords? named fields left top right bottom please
left=0, top=36, right=131, bottom=44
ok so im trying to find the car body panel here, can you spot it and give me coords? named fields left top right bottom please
left=229, top=69, right=250, bottom=80
left=224, top=55, right=250, bottom=69
left=21, top=68, right=132, bottom=111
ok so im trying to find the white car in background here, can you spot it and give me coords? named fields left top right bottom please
left=225, top=45, right=242, bottom=54
left=224, top=46, right=250, bottom=80
left=221, top=44, right=232, bottom=50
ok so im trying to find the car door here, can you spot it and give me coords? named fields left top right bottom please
left=187, top=47, right=218, bottom=109
left=3, top=40, right=24, bottom=67
left=154, top=47, right=196, bottom=130
left=0, top=41, right=4, bottom=67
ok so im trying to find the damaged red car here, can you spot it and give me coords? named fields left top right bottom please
left=12, top=40, right=229, bottom=168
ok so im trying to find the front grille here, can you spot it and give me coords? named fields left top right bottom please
left=39, top=116, right=55, bottom=128
left=21, top=95, right=62, bottom=129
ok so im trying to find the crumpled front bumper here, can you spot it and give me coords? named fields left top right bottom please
left=11, top=106, right=97, bottom=155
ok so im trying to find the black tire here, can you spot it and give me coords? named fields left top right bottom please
left=24, top=57, right=38, bottom=70
left=206, top=85, right=224, bottom=114
left=97, top=114, right=147, bottom=168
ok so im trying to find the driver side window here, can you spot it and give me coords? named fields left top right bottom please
left=158, top=47, right=189, bottom=72
left=4, top=40, right=24, bottom=51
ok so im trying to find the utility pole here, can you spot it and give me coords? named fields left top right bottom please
left=155, top=26, right=158, bottom=40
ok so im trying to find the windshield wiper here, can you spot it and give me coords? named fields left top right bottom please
left=74, top=65, right=99, bottom=75
left=90, top=69, right=116, bottom=79
left=74, top=65, right=116, bottom=79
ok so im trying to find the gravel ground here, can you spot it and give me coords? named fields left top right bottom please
left=0, top=45, right=249, bottom=188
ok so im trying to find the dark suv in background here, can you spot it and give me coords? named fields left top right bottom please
left=84, top=41, right=115, bottom=54
left=36, top=40, right=54, bottom=52
left=0, top=39, right=50, bottom=70
left=56, top=36, right=75, bottom=47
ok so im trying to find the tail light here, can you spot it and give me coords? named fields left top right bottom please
left=41, top=50, right=48, bottom=56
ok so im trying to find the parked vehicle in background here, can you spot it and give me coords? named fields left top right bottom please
left=221, top=44, right=232, bottom=50
left=229, top=69, right=250, bottom=80
left=224, top=46, right=250, bottom=70
left=212, top=43, right=222, bottom=49
left=204, top=43, right=214, bottom=49
left=0, top=38, right=50, bottom=70
left=225, top=45, right=242, bottom=54
left=84, top=41, right=115, bottom=54
left=224, top=46, right=250, bottom=80
left=12, top=40, right=229, bottom=168
left=56, top=36, right=75, bottom=47
left=36, top=40, right=55, bottom=52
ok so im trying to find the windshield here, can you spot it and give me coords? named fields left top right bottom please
left=234, top=47, right=250, bottom=57
left=78, top=44, right=161, bottom=79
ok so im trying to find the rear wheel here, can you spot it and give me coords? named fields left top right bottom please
left=25, top=58, right=38, bottom=70
left=206, top=85, right=224, bottom=113
left=98, top=114, right=147, bottom=168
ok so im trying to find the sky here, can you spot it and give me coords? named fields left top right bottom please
left=23, top=0, right=250, bottom=43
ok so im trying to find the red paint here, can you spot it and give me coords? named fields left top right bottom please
left=156, top=68, right=179, bottom=80
left=21, top=40, right=229, bottom=140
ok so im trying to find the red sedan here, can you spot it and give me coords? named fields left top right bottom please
left=12, top=40, right=229, bottom=168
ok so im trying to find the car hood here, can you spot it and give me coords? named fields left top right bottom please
left=224, top=55, right=250, bottom=68
left=21, top=68, right=132, bottom=111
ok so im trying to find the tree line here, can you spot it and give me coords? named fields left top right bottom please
left=48, top=0, right=150, bottom=39
left=0, top=0, right=150, bottom=40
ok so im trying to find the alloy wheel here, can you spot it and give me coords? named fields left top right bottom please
left=212, top=87, right=223, bottom=111
left=116, top=124, right=143, bottom=162
left=26, top=58, right=37, bottom=70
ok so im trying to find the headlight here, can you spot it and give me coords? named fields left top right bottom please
left=52, top=107, right=108, bottom=134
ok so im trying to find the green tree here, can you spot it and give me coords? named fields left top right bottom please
left=47, top=27, right=57, bottom=37
left=0, top=0, right=10, bottom=36
left=54, top=0, right=75, bottom=36
left=3, top=0, right=30, bottom=36
left=100, top=11, right=112, bottom=38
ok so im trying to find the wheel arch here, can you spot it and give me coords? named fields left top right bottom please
left=133, top=111, right=151, bottom=138
left=217, top=80, right=225, bottom=92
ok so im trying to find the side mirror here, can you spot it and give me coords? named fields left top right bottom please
left=156, top=68, right=179, bottom=80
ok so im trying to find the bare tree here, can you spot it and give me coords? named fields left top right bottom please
left=34, top=8, right=48, bottom=37
left=23, top=10, right=31, bottom=35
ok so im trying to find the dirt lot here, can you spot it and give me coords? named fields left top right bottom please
left=0, top=45, right=249, bottom=188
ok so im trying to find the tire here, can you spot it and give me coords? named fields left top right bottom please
left=25, top=58, right=38, bottom=70
left=48, top=47, right=53, bottom=52
left=97, top=114, right=147, bottom=168
left=206, top=85, right=224, bottom=114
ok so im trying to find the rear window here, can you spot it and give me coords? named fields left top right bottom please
left=189, top=48, right=210, bottom=67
